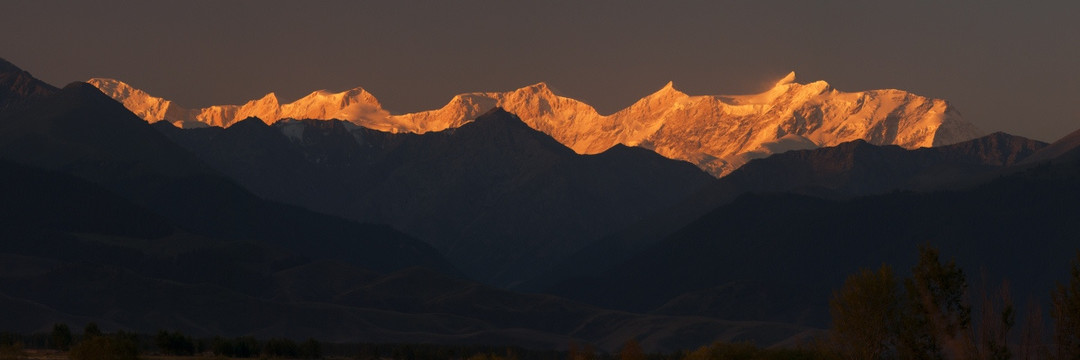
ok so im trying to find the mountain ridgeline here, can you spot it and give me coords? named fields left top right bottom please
left=92, top=72, right=982, bottom=176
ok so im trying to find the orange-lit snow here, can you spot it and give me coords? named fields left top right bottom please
left=90, top=74, right=981, bottom=176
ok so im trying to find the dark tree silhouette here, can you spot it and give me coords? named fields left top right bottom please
left=1053, top=252, right=1080, bottom=359
left=830, top=264, right=900, bottom=359
left=51, top=323, right=72, bottom=351
left=898, top=246, right=973, bottom=359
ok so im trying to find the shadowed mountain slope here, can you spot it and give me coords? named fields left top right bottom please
left=1021, top=127, right=1080, bottom=165
left=0, top=60, right=454, bottom=276
left=157, top=108, right=714, bottom=286
left=548, top=140, right=1080, bottom=327
left=527, top=132, right=1046, bottom=290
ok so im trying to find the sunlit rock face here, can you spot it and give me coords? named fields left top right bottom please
left=91, top=73, right=981, bottom=176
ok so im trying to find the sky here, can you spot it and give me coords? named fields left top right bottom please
left=2, top=0, right=1078, bottom=142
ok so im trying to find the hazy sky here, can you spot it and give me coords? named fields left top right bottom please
left=2, top=1, right=1078, bottom=141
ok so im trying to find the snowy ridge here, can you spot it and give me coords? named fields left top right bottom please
left=89, top=79, right=391, bottom=130
left=87, top=78, right=199, bottom=128
left=89, top=72, right=982, bottom=176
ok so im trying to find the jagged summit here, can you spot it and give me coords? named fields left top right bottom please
left=775, top=71, right=797, bottom=86
left=497, top=82, right=563, bottom=103
left=649, top=81, right=685, bottom=98
left=257, top=92, right=279, bottom=101
left=92, top=76, right=982, bottom=176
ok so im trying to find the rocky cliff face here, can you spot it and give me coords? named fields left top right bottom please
left=91, top=73, right=981, bottom=176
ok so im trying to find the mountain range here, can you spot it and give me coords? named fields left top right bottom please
left=3, top=56, right=1078, bottom=353
left=0, top=58, right=799, bottom=350
left=91, top=72, right=981, bottom=176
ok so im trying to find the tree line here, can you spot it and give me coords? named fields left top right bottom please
left=0, top=323, right=321, bottom=360
left=2, top=246, right=1078, bottom=360
left=828, top=246, right=1080, bottom=360
left=570, top=245, right=1080, bottom=360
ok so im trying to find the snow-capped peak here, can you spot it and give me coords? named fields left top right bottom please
left=645, top=81, right=687, bottom=100
left=253, top=92, right=280, bottom=103
left=507, top=82, right=558, bottom=100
